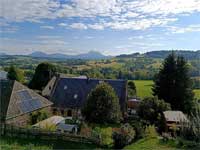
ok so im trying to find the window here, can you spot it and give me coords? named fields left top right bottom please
left=74, top=94, right=78, bottom=99
left=61, top=109, right=64, bottom=115
left=67, top=110, right=72, bottom=116
left=64, top=85, right=68, bottom=90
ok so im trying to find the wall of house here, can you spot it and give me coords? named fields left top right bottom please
left=6, top=106, right=51, bottom=127
left=52, top=107, right=81, bottom=119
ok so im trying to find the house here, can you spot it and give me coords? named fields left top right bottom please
left=0, top=71, right=7, bottom=79
left=42, top=75, right=127, bottom=118
left=33, top=115, right=78, bottom=134
left=163, top=111, right=189, bottom=131
left=0, top=79, right=53, bottom=127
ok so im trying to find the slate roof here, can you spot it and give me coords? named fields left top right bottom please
left=43, top=76, right=127, bottom=111
left=0, top=79, right=53, bottom=122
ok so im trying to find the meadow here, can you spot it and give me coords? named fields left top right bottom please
left=134, top=80, right=200, bottom=99
left=0, top=136, right=98, bottom=150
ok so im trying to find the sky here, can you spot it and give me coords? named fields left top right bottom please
left=1, top=0, right=200, bottom=56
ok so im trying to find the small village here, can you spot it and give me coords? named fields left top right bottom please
left=1, top=53, right=199, bottom=149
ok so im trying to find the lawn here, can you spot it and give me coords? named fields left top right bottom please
left=124, top=137, right=180, bottom=150
left=134, top=80, right=154, bottom=98
left=0, top=136, right=99, bottom=150
left=134, top=80, right=200, bottom=99
left=194, top=89, right=200, bottom=99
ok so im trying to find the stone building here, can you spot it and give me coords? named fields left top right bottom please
left=0, top=79, right=53, bottom=127
left=42, top=75, right=127, bottom=118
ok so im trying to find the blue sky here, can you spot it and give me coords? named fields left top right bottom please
left=1, top=0, right=200, bottom=56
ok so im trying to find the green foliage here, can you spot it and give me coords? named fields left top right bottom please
left=180, top=111, right=200, bottom=143
left=93, top=126, right=113, bottom=147
left=128, top=81, right=136, bottom=98
left=153, top=52, right=195, bottom=114
left=29, top=62, right=56, bottom=90
left=144, top=125, right=158, bottom=138
left=130, top=120, right=146, bottom=139
left=29, top=110, right=49, bottom=125
left=82, top=82, right=122, bottom=124
left=112, top=123, right=136, bottom=149
left=137, top=97, right=171, bottom=131
left=7, top=65, right=24, bottom=82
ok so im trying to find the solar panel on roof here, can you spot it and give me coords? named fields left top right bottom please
left=31, top=99, right=42, bottom=110
left=19, top=99, right=43, bottom=113
left=19, top=101, right=30, bottom=113
left=17, top=90, right=32, bottom=101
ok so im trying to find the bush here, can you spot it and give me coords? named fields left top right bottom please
left=29, top=110, right=49, bottom=125
left=82, top=82, right=122, bottom=124
left=180, top=111, right=200, bottom=143
left=112, top=123, right=136, bottom=149
left=137, top=97, right=171, bottom=132
left=93, top=127, right=113, bottom=147
left=131, top=121, right=146, bottom=139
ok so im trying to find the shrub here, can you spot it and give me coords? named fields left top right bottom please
left=29, top=110, right=49, bottom=125
left=112, top=123, right=136, bottom=149
left=93, top=127, right=113, bottom=147
left=180, top=111, right=200, bottom=143
left=144, top=125, right=158, bottom=138
left=82, top=82, right=122, bottom=124
left=131, top=121, right=146, bottom=139
left=137, top=96, right=171, bottom=132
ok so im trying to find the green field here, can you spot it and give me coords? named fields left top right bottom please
left=0, top=137, right=98, bottom=150
left=134, top=80, right=200, bottom=99
left=134, top=80, right=154, bottom=98
left=124, top=137, right=179, bottom=150
left=194, top=89, right=200, bottom=99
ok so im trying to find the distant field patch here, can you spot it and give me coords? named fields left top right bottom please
left=134, top=80, right=154, bottom=98
left=134, top=80, right=200, bottom=99
left=194, top=89, right=200, bottom=99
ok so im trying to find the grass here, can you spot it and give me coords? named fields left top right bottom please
left=124, top=137, right=180, bottom=150
left=134, top=80, right=154, bottom=98
left=194, top=89, right=200, bottom=99
left=134, top=80, right=200, bottom=99
left=0, top=136, right=99, bottom=150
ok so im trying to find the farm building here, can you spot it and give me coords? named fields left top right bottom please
left=163, top=111, right=189, bottom=131
left=0, top=79, right=53, bottom=127
left=42, top=75, right=127, bottom=118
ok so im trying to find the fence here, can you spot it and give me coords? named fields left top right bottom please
left=0, top=123, right=100, bottom=145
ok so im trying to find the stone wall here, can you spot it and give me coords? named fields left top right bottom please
left=6, top=106, right=51, bottom=127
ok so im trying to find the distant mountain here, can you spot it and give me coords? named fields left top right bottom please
left=29, top=51, right=110, bottom=60
left=0, top=52, right=7, bottom=56
left=116, top=50, right=200, bottom=60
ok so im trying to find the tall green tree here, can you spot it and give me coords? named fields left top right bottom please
left=7, top=65, right=24, bottom=82
left=128, top=81, right=136, bottom=98
left=153, top=52, right=195, bottom=113
left=29, top=62, right=56, bottom=90
left=82, top=82, right=122, bottom=124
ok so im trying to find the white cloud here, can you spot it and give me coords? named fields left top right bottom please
left=70, top=23, right=87, bottom=29
left=58, top=23, right=68, bottom=27
left=1, top=0, right=200, bottom=31
left=40, top=26, right=54, bottom=29
left=169, top=24, right=200, bottom=34
left=88, top=24, right=104, bottom=30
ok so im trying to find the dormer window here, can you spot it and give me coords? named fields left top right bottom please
left=64, top=85, right=68, bottom=90
left=74, top=94, right=78, bottom=99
